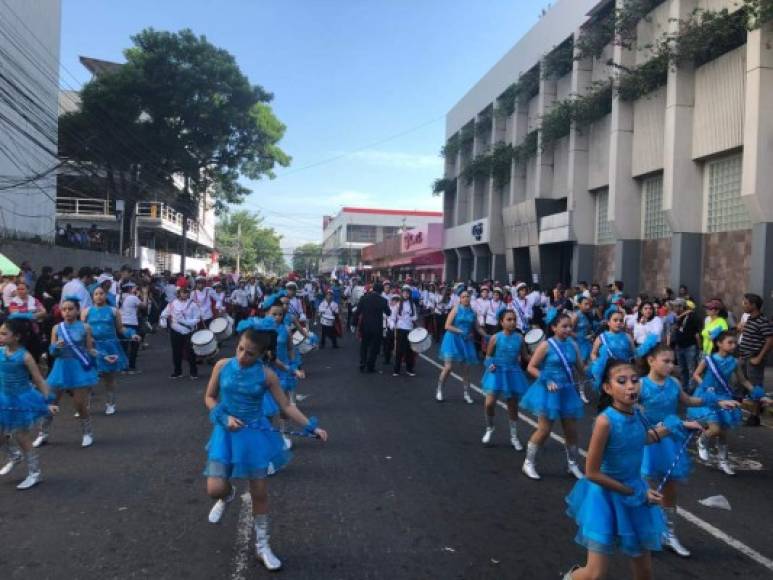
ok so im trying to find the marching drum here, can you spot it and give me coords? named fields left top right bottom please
left=293, top=331, right=315, bottom=355
left=408, top=327, right=433, bottom=354
left=209, top=316, right=234, bottom=342
left=191, top=329, right=218, bottom=357
left=524, top=328, right=545, bottom=353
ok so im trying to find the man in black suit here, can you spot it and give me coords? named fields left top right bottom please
left=356, top=282, right=391, bottom=373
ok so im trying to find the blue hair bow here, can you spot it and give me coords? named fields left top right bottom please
left=604, top=305, right=618, bottom=320
left=544, top=306, right=558, bottom=326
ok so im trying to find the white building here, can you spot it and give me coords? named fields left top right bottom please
left=441, top=0, right=773, bottom=314
left=320, top=207, right=443, bottom=274
left=0, top=0, right=61, bottom=242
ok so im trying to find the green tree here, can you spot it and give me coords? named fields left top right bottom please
left=216, top=210, right=286, bottom=275
left=59, top=29, right=290, bottom=264
left=292, top=243, right=322, bottom=275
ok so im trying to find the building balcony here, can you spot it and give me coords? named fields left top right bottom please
left=538, top=211, right=574, bottom=244
left=136, top=201, right=214, bottom=249
left=56, top=196, right=121, bottom=230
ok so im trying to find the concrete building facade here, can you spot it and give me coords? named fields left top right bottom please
left=320, top=207, right=443, bottom=275
left=441, top=0, right=773, bottom=314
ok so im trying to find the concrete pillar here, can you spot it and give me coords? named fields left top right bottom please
left=505, top=251, right=515, bottom=281
left=510, top=102, right=529, bottom=205
left=571, top=244, right=595, bottom=285
left=669, top=233, right=703, bottom=304
left=443, top=250, right=458, bottom=282
left=456, top=247, right=473, bottom=282
left=492, top=253, right=507, bottom=283
left=535, top=73, right=557, bottom=198
left=615, top=239, right=642, bottom=293
left=472, top=244, right=492, bottom=281
left=750, top=223, right=773, bottom=314
left=528, top=245, right=542, bottom=285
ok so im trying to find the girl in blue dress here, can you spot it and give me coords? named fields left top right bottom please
left=572, top=297, right=595, bottom=363
left=589, top=311, right=635, bottom=394
left=204, top=328, right=327, bottom=572
left=0, top=319, right=58, bottom=490
left=36, top=297, right=99, bottom=448
left=436, top=290, right=487, bottom=404
left=481, top=310, right=529, bottom=450
left=563, top=359, right=702, bottom=580
left=521, top=311, right=585, bottom=480
left=82, top=287, right=141, bottom=416
left=638, top=343, right=739, bottom=557
left=688, top=331, right=766, bottom=476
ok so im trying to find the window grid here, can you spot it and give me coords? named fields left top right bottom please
left=596, top=188, right=614, bottom=245
left=642, top=175, right=671, bottom=240
left=706, top=155, right=751, bottom=233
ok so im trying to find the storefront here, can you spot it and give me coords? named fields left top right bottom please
left=361, top=223, right=444, bottom=282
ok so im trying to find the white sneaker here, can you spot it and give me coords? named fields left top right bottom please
left=266, top=463, right=276, bottom=476
left=481, top=427, right=494, bottom=445
left=579, top=389, right=590, bottom=405
left=0, top=456, right=21, bottom=476
left=522, top=460, right=541, bottom=480
left=663, top=531, right=691, bottom=557
left=510, top=434, right=524, bottom=452
left=463, top=390, right=473, bottom=405
left=32, top=432, right=48, bottom=448
left=719, top=460, right=736, bottom=476
left=208, top=486, right=237, bottom=524
left=435, top=386, right=444, bottom=402
left=567, top=461, right=584, bottom=480
left=256, top=546, right=282, bottom=571
left=73, top=411, right=80, bottom=418
left=697, top=437, right=709, bottom=462
left=105, top=403, right=117, bottom=416
left=81, top=433, right=94, bottom=448
left=282, top=435, right=292, bottom=450
left=16, top=472, right=42, bottom=490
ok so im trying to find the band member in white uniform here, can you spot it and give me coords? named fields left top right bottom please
left=192, top=277, right=216, bottom=329
left=391, top=286, right=418, bottom=377
left=159, top=287, right=202, bottom=379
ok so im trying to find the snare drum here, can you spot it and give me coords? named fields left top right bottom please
left=209, top=316, right=233, bottom=342
left=191, top=329, right=218, bottom=357
left=524, top=328, right=545, bottom=353
left=293, top=331, right=314, bottom=355
left=408, top=327, right=433, bottom=353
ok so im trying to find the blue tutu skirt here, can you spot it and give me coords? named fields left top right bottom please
left=0, top=388, right=50, bottom=432
left=277, top=368, right=297, bottom=392
left=577, top=339, right=592, bottom=363
left=47, top=358, right=98, bottom=390
left=566, top=478, right=666, bottom=557
left=481, top=365, right=529, bottom=398
left=263, top=391, right=279, bottom=418
left=687, top=404, right=742, bottom=429
left=641, top=434, right=691, bottom=482
left=94, top=338, right=128, bottom=374
left=520, top=381, right=584, bottom=420
left=203, top=417, right=292, bottom=480
left=439, top=332, right=478, bottom=364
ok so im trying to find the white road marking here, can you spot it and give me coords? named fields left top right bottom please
left=420, top=353, right=773, bottom=573
left=230, top=492, right=253, bottom=580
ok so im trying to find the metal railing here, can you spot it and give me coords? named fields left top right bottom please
left=56, top=196, right=115, bottom=217
left=136, top=201, right=213, bottom=248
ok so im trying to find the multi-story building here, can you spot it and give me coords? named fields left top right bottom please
left=320, top=207, right=443, bottom=275
left=0, top=0, right=61, bottom=242
left=440, top=0, right=773, bottom=314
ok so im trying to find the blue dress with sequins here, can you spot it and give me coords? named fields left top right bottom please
left=86, top=305, right=128, bottom=374
left=438, top=305, right=478, bottom=364
left=520, top=337, right=584, bottom=420
left=481, top=332, right=529, bottom=398
left=687, top=354, right=742, bottom=429
left=204, top=358, right=291, bottom=479
left=0, top=347, right=49, bottom=431
left=566, top=406, right=666, bottom=557
left=47, top=321, right=99, bottom=389
left=639, top=377, right=691, bottom=482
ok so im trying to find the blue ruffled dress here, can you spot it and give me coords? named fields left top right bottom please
left=589, top=331, right=634, bottom=392
left=438, top=305, right=478, bottom=364
left=687, top=354, right=742, bottom=429
left=481, top=332, right=529, bottom=398
left=235, top=315, right=286, bottom=414
left=0, top=347, right=49, bottom=432
left=639, top=377, right=691, bottom=482
left=204, top=358, right=291, bottom=479
left=47, top=321, right=99, bottom=390
left=86, top=305, right=128, bottom=374
left=574, top=312, right=593, bottom=363
left=566, top=407, right=666, bottom=557
left=520, top=337, right=584, bottom=420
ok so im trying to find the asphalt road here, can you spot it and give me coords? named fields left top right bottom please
left=2, top=328, right=772, bottom=580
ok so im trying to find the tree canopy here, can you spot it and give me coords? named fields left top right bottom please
left=292, top=243, right=322, bottom=275
left=59, top=28, right=290, bottom=211
left=216, top=210, right=286, bottom=275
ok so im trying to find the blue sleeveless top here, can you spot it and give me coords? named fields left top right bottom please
left=0, top=347, right=31, bottom=396
left=698, top=353, right=736, bottom=398
left=219, top=358, right=268, bottom=423
left=56, top=321, right=89, bottom=360
left=639, top=376, right=681, bottom=425
left=576, top=313, right=592, bottom=340
left=86, top=305, right=117, bottom=341
left=492, top=331, right=522, bottom=368
left=600, top=406, right=646, bottom=481
left=540, top=337, right=577, bottom=388
left=452, top=305, right=475, bottom=335
left=600, top=331, right=633, bottom=362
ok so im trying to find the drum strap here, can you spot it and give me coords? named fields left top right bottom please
left=59, top=322, right=93, bottom=370
left=704, top=355, right=735, bottom=398
left=547, top=338, right=574, bottom=386
left=513, top=300, right=528, bottom=330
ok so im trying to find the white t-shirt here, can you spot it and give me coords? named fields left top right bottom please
left=318, top=300, right=338, bottom=326
left=61, top=279, right=92, bottom=308
left=633, top=316, right=664, bottom=345
left=2, top=282, right=17, bottom=307
left=119, top=294, right=142, bottom=326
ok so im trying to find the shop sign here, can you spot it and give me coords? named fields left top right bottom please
left=404, top=230, right=424, bottom=250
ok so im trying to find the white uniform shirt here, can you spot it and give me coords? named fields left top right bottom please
left=212, top=291, right=226, bottom=312
left=229, top=288, right=249, bottom=308
left=192, top=287, right=215, bottom=320
left=160, top=299, right=201, bottom=335
left=119, top=294, right=142, bottom=326
left=390, top=300, right=417, bottom=331
left=318, top=300, right=338, bottom=326
left=633, top=316, right=664, bottom=345
left=473, top=297, right=491, bottom=326
left=486, top=300, right=503, bottom=326
left=61, top=279, right=92, bottom=308
left=164, top=283, right=178, bottom=303
left=287, top=296, right=306, bottom=322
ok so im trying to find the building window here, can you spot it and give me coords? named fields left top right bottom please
left=706, top=155, right=751, bottom=233
left=596, top=188, right=614, bottom=245
left=382, top=226, right=401, bottom=239
left=642, top=175, right=670, bottom=240
left=346, top=225, right=377, bottom=243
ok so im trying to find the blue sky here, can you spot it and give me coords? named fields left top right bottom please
left=60, top=0, right=551, bottom=251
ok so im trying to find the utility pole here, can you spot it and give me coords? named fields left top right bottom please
left=236, top=221, right=242, bottom=275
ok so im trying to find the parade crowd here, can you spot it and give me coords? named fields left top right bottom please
left=1, top=262, right=772, bottom=578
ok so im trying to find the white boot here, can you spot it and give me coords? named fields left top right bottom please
left=80, top=417, right=94, bottom=448
left=718, top=443, right=735, bottom=476
left=662, top=507, right=690, bottom=557
left=208, top=484, right=237, bottom=524
left=522, top=442, right=541, bottom=480
left=254, top=514, right=282, bottom=571
left=0, top=438, right=22, bottom=475
left=697, top=435, right=709, bottom=462
left=435, top=383, right=444, bottom=402
left=562, top=565, right=580, bottom=579
left=509, top=421, right=523, bottom=451
left=463, top=387, right=473, bottom=405
left=481, top=427, right=494, bottom=445
left=565, top=445, right=584, bottom=480
left=105, top=391, right=117, bottom=416
left=16, top=450, right=42, bottom=490
left=32, top=416, right=52, bottom=448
